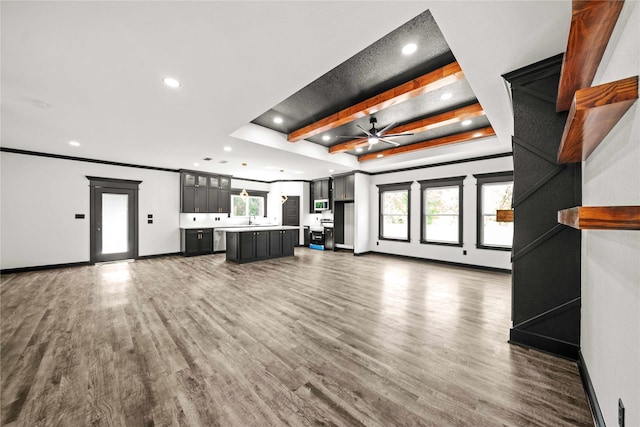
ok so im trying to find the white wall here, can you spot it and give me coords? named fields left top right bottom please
left=581, top=2, right=640, bottom=426
left=1, top=152, right=180, bottom=269
left=366, top=156, right=513, bottom=270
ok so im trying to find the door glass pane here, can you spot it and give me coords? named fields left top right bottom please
left=102, top=193, right=128, bottom=254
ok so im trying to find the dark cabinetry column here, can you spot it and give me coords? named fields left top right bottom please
left=503, top=55, right=582, bottom=360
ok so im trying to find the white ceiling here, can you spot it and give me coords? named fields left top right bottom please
left=1, top=1, right=571, bottom=181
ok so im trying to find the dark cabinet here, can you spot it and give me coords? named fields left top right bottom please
left=282, top=229, right=296, bottom=255
left=269, top=230, right=283, bottom=256
left=181, top=228, right=213, bottom=256
left=313, top=179, right=330, bottom=199
left=333, top=174, right=355, bottom=201
left=226, top=229, right=296, bottom=263
left=180, top=171, right=232, bottom=213
left=181, top=172, right=209, bottom=213
left=310, top=178, right=332, bottom=213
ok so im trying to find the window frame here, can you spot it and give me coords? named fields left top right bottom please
left=419, top=175, right=465, bottom=247
left=230, top=190, right=268, bottom=218
left=377, top=181, right=412, bottom=242
left=474, top=171, right=513, bottom=251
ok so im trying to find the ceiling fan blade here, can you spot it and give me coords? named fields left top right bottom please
left=357, top=124, right=373, bottom=136
left=377, top=122, right=396, bottom=136
left=335, top=135, right=362, bottom=139
left=381, top=132, right=414, bottom=138
left=379, top=137, right=400, bottom=147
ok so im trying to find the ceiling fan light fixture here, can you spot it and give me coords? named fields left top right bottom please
left=402, top=43, right=417, bottom=55
left=368, top=136, right=379, bottom=145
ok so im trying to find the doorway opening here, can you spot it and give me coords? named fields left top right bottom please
left=88, top=176, right=141, bottom=264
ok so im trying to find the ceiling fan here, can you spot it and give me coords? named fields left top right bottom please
left=337, top=117, right=413, bottom=150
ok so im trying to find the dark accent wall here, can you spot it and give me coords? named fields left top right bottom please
left=503, top=54, right=582, bottom=360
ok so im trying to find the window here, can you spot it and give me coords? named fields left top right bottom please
left=419, top=176, right=465, bottom=246
left=377, top=182, right=412, bottom=241
left=230, top=190, right=268, bottom=217
left=474, top=172, right=513, bottom=250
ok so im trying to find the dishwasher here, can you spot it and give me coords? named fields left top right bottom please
left=213, top=229, right=226, bottom=252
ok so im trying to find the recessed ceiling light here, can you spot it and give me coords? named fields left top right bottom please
left=377, top=154, right=384, bottom=158
left=223, top=146, right=232, bottom=152
left=273, top=117, right=283, bottom=124
left=322, top=135, right=331, bottom=141
left=356, top=147, right=363, bottom=153
left=329, top=169, right=334, bottom=173
left=69, top=140, right=80, bottom=147
left=402, top=43, right=417, bottom=55
left=462, top=119, right=472, bottom=126
left=193, top=162, right=199, bottom=167
left=162, top=77, right=180, bottom=88
left=440, top=92, right=453, bottom=100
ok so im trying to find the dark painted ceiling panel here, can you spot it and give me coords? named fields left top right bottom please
left=250, top=8, right=493, bottom=160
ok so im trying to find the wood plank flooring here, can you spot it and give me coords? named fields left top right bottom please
left=1, top=249, right=593, bottom=426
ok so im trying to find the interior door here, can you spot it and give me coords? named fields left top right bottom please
left=282, top=196, right=299, bottom=226
left=89, top=177, right=140, bottom=263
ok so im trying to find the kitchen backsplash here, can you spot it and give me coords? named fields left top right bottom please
left=179, top=213, right=274, bottom=228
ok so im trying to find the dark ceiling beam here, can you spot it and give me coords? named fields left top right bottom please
left=556, top=0, right=624, bottom=112
left=328, top=103, right=485, bottom=153
left=357, top=126, right=495, bottom=162
left=287, top=61, right=464, bottom=142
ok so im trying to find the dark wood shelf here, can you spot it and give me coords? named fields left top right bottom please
left=556, top=0, right=624, bottom=112
left=558, top=206, right=640, bottom=230
left=557, top=76, right=638, bottom=163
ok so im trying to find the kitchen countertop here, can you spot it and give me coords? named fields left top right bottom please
left=214, top=225, right=300, bottom=232
left=180, top=224, right=279, bottom=230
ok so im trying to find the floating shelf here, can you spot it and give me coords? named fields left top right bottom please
left=556, top=0, right=624, bottom=112
left=496, top=210, right=514, bottom=222
left=558, top=206, right=640, bottom=230
left=557, top=76, right=638, bottom=164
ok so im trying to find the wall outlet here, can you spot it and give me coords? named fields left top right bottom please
left=463, top=250, right=467, bottom=255
left=376, top=241, right=379, bottom=246
left=618, top=398, right=625, bottom=427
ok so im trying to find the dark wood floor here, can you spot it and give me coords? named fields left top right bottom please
left=1, top=248, right=593, bottom=426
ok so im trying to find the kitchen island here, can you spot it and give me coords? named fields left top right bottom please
left=218, top=226, right=299, bottom=264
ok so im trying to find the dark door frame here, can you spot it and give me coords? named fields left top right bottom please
left=87, top=176, right=141, bottom=264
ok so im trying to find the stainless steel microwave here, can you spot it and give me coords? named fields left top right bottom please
left=314, top=199, right=329, bottom=212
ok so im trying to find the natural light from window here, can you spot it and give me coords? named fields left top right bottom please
left=425, top=186, right=459, bottom=244
left=481, top=182, right=513, bottom=247
left=382, top=190, right=409, bottom=240
left=231, top=195, right=264, bottom=217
